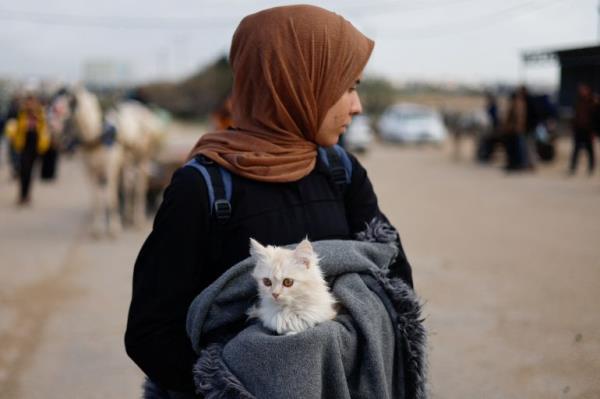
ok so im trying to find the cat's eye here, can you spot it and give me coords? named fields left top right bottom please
left=262, top=278, right=272, bottom=287
left=282, top=278, right=294, bottom=288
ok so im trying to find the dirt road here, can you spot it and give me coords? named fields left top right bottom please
left=0, top=154, right=145, bottom=399
left=0, top=134, right=598, bottom=399
left=362, top=139, right=600, bottom=399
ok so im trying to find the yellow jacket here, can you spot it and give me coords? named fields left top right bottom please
left=5, top=107, right=50, bottom=155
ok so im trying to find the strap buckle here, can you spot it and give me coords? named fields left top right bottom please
left=214, top=199, right=232, bottom=223
left=330, top=166, right=347, bottom=186
left=196, top=155, right=214, bottom=165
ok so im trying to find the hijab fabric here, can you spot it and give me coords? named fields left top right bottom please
left=189, top=5, right=374, bottom=182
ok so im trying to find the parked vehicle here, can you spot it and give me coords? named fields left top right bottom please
left=378, top=103, right=448, bottom=144
left=458, top=109, right=490, bottom=135
left=342, top=115, right=373, bottom=153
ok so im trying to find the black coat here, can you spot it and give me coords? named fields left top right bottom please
left=125, top=153, right=413, bottom=394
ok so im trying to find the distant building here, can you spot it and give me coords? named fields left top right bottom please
left=523, top=44, right=600, bottom=114
left=83, top=60, right=132, bottom=89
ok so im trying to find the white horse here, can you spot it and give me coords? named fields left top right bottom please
left=50, top=86, right=124, bottom=237
left=51, top=87, right=168, bottom=234
left=106, top=100, right=167, bottom=227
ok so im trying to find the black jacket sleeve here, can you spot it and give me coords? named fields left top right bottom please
left=124, top=167, right=210, bottom=394
left=344, top=154, right=414, bottom=288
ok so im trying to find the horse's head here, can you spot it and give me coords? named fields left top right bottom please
left=47, top=88, right=78, bottom=147
left=48, top=86, right=102, bottom=146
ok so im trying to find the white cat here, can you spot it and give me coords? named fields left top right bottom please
left=248, top=238, right=337, bottom=335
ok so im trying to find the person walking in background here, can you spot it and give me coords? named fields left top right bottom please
left=519, top=85, right=539, bottom=170
left=592, top=92, right=600, bottom=136
left=3, top=94, right=21, bottom=178
left=0, top=100, right=7, bottom=169
left=486, top=91, right=500, bottom=131
left=503, top=90, right=527, bottom=172
left=569, top=83, right=595, bottom=176
left=476, top=91, right=501, bottom=163
left=7, top=93, right=50, bottom=205
left=40, top=90, right=68, bottom=182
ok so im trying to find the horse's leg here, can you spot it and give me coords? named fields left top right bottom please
left=106, top=146, right=123, bottom=237
left=121, top=153, right=135, bottom=227
left=87, top=156, right=105, bottom=238
left=91, top=181, right=105, bottom=238
left=132, top=159, right=150, bottom=228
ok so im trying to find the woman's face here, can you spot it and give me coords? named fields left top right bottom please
left=315, top=78, right=363, bottom=147
left=23, top=96, right=38, bottom=113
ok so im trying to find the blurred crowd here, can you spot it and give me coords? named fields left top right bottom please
left=0, top=83, right=169, bottom=217
left=476, top=83, right=599, bottom=176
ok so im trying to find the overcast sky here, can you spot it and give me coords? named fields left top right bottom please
left=0, top=0, right=597, bottom=87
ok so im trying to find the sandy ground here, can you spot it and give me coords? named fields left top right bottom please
left=0, top=129, right=598, bottom=399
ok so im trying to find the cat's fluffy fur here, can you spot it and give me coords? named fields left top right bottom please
left=248, top=238, right=337, bottom=335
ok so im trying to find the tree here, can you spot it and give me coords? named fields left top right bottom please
left=140, top=55, right=233, bottom=119
left=359, top=77, right=398, bottom=117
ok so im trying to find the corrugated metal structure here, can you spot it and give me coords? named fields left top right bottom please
left=523, top=44, right=600, bottom=112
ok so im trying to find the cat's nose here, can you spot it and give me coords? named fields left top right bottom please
left=272, top=293, right=280, bottom=300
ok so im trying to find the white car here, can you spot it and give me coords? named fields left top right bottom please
left=378, top=103, right=448, bottom=144
left=342, top=115, right=373, bottom=153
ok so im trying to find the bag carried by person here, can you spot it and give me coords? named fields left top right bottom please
left=534, top=124, right=555, bottom=162
left=40, top=146, right=58, bottom=180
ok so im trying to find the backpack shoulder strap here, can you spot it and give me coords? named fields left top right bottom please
left=185, top=155, right=232, bottom=223
left=318, top=145, right=353, bottom=189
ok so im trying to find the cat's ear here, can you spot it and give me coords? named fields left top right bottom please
left=250, top=238, right=268, bottom=261
left=294, top=238, right=314, bottom=269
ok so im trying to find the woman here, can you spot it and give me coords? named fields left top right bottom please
left=503, top=90, right=527, bottom=171
left=569, top=83, right=595, bottom=175
left=125, top=5, right=413, bottom=396
left=7, top=94, right=50, bottom=205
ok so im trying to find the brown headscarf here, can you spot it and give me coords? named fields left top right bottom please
left=188, top=5, right=374, bottom=182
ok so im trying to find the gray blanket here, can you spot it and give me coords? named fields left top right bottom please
left=187, top=240, right=427, bottom=399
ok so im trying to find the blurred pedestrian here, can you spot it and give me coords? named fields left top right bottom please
left=486, top=91, right=500, bottom=131
left=592, top=92, right=600, bottom=139
left=7, top=94, right=50, bottom=205
left=476, top=91, right=501, bottom=163
left=3, top=94, right=21, bottom=177
left=0, top=102, right=7, bottom=169
left=519, top=85, right=539, bottom=170
left=569, top=83, right=595, bottom=176
left=40, top=90, right=70, bottom=181
left=502, top=90, right=527, bottom=172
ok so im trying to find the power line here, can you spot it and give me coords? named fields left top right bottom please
left=0, top=0, right=532, bottom=31
left=373, top=0, right=568, bottom=39
left=0, top=7, right=238, bottom=30
left=0, top=0, right=572, bottom=37
left=342, top=0, right=484, bottom=17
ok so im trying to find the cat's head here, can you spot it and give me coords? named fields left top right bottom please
left=250, top=238, right=320, bottom=305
